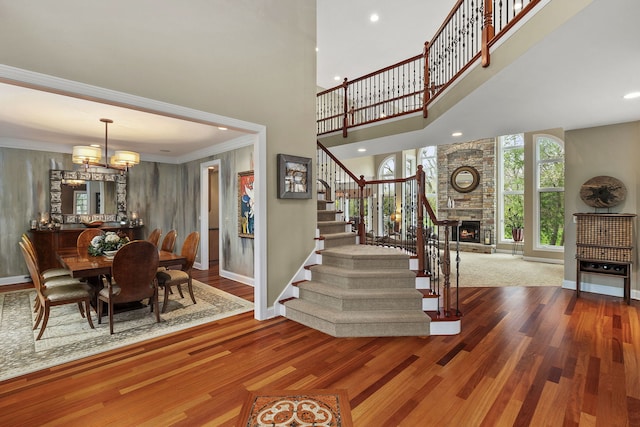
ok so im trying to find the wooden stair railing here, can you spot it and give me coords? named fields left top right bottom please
left=317, top=142, right=460, bottom=317
left=317, top=0, right=541, bottom=136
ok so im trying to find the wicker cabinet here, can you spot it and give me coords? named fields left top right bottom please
left=574, top=213, right=636, bottom=304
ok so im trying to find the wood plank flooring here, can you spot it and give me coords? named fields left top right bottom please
left=1, top=268, right=639, bottom=426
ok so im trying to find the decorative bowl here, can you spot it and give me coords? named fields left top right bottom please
left=82, top=220, right=104, bottom=228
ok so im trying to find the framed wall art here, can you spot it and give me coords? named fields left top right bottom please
left=238, top=170, right=254, bottom=238
left=277, top=154, right=312, bottom=199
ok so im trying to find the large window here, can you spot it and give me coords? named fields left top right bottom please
left=499, top=134, right=524, bottom=241
left=419, top=146, right=437, bottom=212
left=378, top=156, right=396, bottom=234
left=536, top=135, right=564, bottom=248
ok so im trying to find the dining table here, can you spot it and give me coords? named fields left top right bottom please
left=56, top=247, right=186, bottom=279
left=56, top=247, right=186, bottom=312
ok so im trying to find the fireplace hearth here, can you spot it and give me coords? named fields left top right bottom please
left=452, top=220, right=481, bottom=243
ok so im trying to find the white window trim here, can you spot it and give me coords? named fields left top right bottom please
left=533, top=134, right=564, bottom=251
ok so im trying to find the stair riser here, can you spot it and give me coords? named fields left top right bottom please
left=317, top=213, right=336, bottom=222
left=322, top=236, right=357, bottom=248
left=285, top=307, right=429, bottom=337
left=318, top=224, right=349, bottom=234
left=299, top=289, right=423, bottom=311
left=321, top=256, right=409, bottom=270
left=311, top=271, right=416, bottom=289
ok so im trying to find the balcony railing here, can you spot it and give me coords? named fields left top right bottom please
left=317, top=0, right=540, bottom=137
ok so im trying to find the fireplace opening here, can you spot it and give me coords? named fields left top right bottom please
left=452, top=220, right=481, bottom=243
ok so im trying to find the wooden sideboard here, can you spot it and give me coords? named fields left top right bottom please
left=574, top=213, right=636, bottom=304
left=28, top=226, right=145, bottom=271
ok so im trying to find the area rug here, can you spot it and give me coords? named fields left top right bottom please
left=238, top=389, right=353, bottom=427
left=0, top=280, right=253, bottom=382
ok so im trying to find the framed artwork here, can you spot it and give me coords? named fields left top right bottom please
left=277, top=154, right=312, bottom=199
left=238, top=170, right=255, bottom=238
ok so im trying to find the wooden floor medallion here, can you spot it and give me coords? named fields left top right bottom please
left=238, top=389, right=353, bottom=427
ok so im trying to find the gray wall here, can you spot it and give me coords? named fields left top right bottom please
left=1, top=146, right=254, bottom=280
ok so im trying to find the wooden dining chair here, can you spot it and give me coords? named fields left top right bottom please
left=19, top=242, right=95, bottom=340
left=160, top=230, right=178, bottom=252
left=147, top=228, right=162, bottom=247
left=77, top=228, right=104, bottom=256
left=156, top=231, right=200, bottom=313
left=97, top=240, right=160, bottom=334
left=21, top=234, right=71, bottom=281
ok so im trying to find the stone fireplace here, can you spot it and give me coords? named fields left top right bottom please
left=438, top=138, right=496, bottom=253
left=452, top=220, right=481, bottom=243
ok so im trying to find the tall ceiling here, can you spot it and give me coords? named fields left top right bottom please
left=0, top=0, right=638, bottom=162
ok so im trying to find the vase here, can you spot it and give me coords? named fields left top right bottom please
left=511, top=228, right=524, bottom=242
left=103, top=250, right=118, bottom=259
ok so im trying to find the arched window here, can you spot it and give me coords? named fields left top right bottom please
left=378, top=156, right=395, bottom=234
left=535, top=135, right=564, bottom=249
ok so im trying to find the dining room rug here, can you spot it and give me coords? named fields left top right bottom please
left=238, top=389, right=353, bottom=427
left=0, top=280, right=253, bottom=382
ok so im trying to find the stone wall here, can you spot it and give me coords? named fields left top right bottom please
left=438, top=138, right=496, bottom=251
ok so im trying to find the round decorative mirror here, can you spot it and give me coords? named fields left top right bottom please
left=451, top=166, right=480, bottom=193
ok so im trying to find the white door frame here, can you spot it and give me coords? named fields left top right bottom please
left=199, top=159, right=221, bottom=271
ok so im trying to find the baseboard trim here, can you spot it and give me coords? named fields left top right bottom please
left=219, top=269, right=254, bottom=287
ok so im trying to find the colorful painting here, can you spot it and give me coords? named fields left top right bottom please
left=238, top=171, right=254, bottom=238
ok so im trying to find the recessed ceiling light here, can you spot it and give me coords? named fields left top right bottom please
left=623, top=91, right=640, bottom=99
left=160, top=149, right=171, bottom=153
left=452, top=132, right=463, bottom=137
left=90, top=144, right=100, bottom=148
left=217, top=126, right=227, bottom=130
left=315, top=47, right=319, bottom=52
left=334, top=75, right=341, bottom=81
left=357, top=148, right=367, bottom=152
left=370, top=13, right=379, bottom=23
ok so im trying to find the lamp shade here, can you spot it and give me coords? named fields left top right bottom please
left=111, top=150, right=140, bottom=167
left=72, top=146, right=101, bottom=165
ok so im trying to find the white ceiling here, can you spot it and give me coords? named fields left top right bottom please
left=0, top=0, right=638, bottom=162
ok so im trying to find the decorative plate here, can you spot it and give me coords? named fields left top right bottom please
left=579, top=176, right=627, bottom=208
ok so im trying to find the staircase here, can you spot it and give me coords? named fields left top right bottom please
left=282, top=199, right=432, bottom=337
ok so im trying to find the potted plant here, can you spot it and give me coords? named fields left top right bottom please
left=506, top=208, right=524, bottom=242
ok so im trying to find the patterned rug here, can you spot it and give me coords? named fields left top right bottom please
left=238, top=389, right=353, bottom=427
left=0, top=280, right=253, bottom=382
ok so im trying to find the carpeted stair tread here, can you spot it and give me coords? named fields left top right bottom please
left=321, top=232, right=356, bottom=240
left=322, top=244, right=409, bottom=260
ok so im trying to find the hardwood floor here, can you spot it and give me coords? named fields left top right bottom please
left=1, top=269, right=639, bottom=426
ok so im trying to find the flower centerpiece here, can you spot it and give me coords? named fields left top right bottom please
left=88, top=231, right=130, bottom=256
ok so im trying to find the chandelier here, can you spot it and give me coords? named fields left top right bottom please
left=72, top=118, right=140, bottom=172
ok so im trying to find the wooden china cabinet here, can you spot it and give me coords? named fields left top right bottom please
left=574, top=213, right=636, bottom=304
left=27, top=226, right=144, bottom=271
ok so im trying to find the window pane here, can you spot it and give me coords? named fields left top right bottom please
left=539, top=161, right=564, bottom=188
left=502, top=133, right=524, bottom=148
left=538, top=137, right=564, bottom=161
left=539, top=192, right=564, bottom=246
left=503, top=193, right=524, bottom=239
left=503, top=147, right=524, bottom=192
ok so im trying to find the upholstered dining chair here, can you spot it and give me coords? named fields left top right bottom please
left=97, top=240, right=160, bottom=334
left=160, top=230, right=178, bottom=253
left=21, top=234, right=71, bottom=281
left=156, top=231, right=200, bottom=313
left=147, top=228, right=162, bottom=247
left=19, top=242, right=94, bottom=340
left=77, top=228, right=104, bottom=256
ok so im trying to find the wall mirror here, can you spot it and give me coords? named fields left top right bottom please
left=450, top=166, right=480, bottom=193
left=50, top=170, right=127, bottom=223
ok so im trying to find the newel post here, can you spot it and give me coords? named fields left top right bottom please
left=357, top=175, right=366, bottom=244
left=416, top=166, right=426, bottom=273
left=422, top=41, right=430, bottom=118
left=342, top=78, right=349, bottom=138
left=481, top=0, right=494, bottom=67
